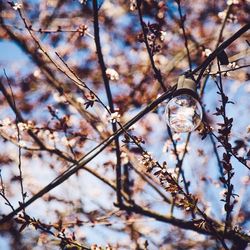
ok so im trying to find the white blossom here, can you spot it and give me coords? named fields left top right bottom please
left=121, top=152, right=129, bottom=164
left=160, top=31, right=167, bottom=41
left=19, top=140, right=26, bottom=147
left=228, top=13, right=238, bottom=23
left=227, top=0, right=239, bottom=5
left=78, top=0, right=87, bottom=4
left=218, top=10, right=227, bottom=20
left=130, top=0, right=137, bottom=11
left=204, top=48, right=212, bottom=57
left=13, top=2, right=22, bottom=10
left=106, top=68, right=119, bottom=81
left=17, top=122, right=28, bottom=131
left=164, top=167, right=178, bottom=179
left=2, top=118, right=12, bottom=126
left=108, top=112, right=121, bottom=123
left=33, top=69, right=41, bottom=78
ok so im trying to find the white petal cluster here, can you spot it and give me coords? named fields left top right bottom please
left=204, top=48, right=212, bottom=57
left=13, top=2, right=22, bottom=10
left=108, top=112, right=121, bottom=123
left=227, top=0, right=239, bottom=5
left=160, top=31, right=167, bottom=42
left=106, top=68, right=119, bottom=81
left=78, top=0, right=87, bottom=4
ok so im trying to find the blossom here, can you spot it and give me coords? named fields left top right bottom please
left=160, top=31, right=167, bottom=41
left=78, top=0, right=87, bottom=4
left=228, top=62, right=238, bottom=69
left=227, top=0, right=239, bottom=5
left=17, top=122, right=28, bottom=131
left=106, top=68, right=119, bottom=81
left=1, top=118, right=12, bottom=126
left=204, top=48, right=212, bottom=57
left=130, top=0, right=136, bottom=11
left=218, top=10, right=227, bottom=20
left=120, top=152, right=129, bottom=164
left=12, top=2, right=22, bottom=10
left=140, top=152, right=157, bottom=171
left=108, top=112, right=121, bottom=123
left=33, top=69, right=41, bottom=77
left=19, top=140, right=26, bottom=147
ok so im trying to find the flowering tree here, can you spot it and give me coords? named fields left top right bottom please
left=0, top=0, right=250, bottom=249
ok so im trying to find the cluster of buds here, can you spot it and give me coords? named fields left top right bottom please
left=158, top=167, right=180, bottom=195
left=0, top=119, right=36, bottom=148
left=138, top=23, right=167, bottom=54
left=77, top=24, right=88, bottom=37
left=140, top=152, right=157, bottom=172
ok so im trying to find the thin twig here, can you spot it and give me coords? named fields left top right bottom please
left=216, top=59, right=233, bottom=236
left=137, top=0, right=192, bottom=218
left=209, top=134, right=225, bottom=184
left=199, top=5, right=232, bottom=189
left=4, top=24, right=95, bottom=39
left=0, top=87, right=175, bottom=224
left=175, top=0, right=192, bottom=71
left=92, top=0, right=123, bottom=205
left=215, top=5, right=232, bottom=48
left=210, top=131, right=250, bottom=171
left=15, top=6, right=170, bottom=209
left=170, top=132, right=193, bottom=218
left=191, top=23, right=250, bottom=82
left=206, top=64, right=250, bottom=76
left=136, top=0, right=166, bottom=91
left=0, top=6, right=249, bottom=246
left=0, top=80, right=75, bottom=163
left=0, top=170, right=15, bottom=212
left=3, top=69, right=26, bottom=210
left=118, top=202, right=248, bottom=246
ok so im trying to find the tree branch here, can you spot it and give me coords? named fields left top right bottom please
left=92, top=0, right=123, bottom=205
